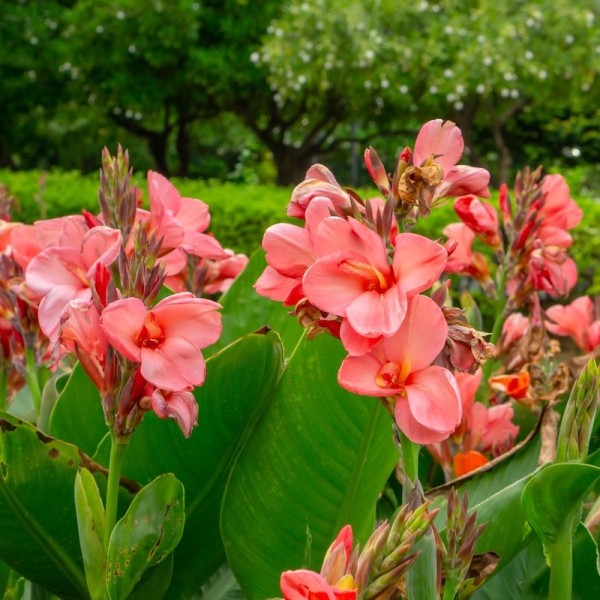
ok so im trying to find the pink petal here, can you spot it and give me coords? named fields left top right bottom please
left=150, top=388, right=198, bottom=437
left=435, top=165, right=491, bottom=199
left=338, top=353, right=394, bottom=397
left=255, top=266, right=303, bottom=304
left=339, top=319, right=382, bottom=356
left=176, top=196, right=211, bottom=233
left=263, top=224, right=315, bottom=278
left=80, top=226, right=122, bottom=274
left=26, top=247, right=87, bottom=296
left=153, top=294, right=222, bottom=350
left=38, top=287, right=91, bottom=340
left=413, top=120, right=464, bottom=174
left=303, top=252, right=368, bottom=316
left=404, top=366, right=462, bottom=435
left=280, top=570, right=338, bottom=600
left=141, top=337, right=206, bottom=390
left=455, top=370, right=482, bottom=413
left=101, top=298, right=147, bottom=361
left=394, top=397, right=456, bottom=444
left=381, top=295, right=447, bottom=371
left=184, top=232, right=229, bottom=260
left=148, top=170, right=181, bottom=220
left=345, top=285, right=406, bottom=337
left=392, top=233, right=447, bottom=295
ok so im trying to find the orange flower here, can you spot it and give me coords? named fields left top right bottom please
left=489, top=371, right=530, bottom=401
left=453, top=450, right=489, bottom=477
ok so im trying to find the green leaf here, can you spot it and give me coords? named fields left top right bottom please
left=106, top=474, right=185, bottom=600
left=94, top=331, right=284, bottom=597
left=221, top=331, right=399, bottom=599
left=74, top=469, right=107, bottom=600
left=521, top=462, right=600, bottom=556
left=129, top=553, right=174, bottom=600
left=0, top=413, right=87, bottom=599
left=50, top=363, right=107, bottom=457
left=473, top=523, right=600, bottom=600
left=210, top=248, right=304, bottom=357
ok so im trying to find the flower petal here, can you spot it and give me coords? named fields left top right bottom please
left=101, top=298, right=147, bottom=361
left=393, top=233, right=447, bottom=295
left=404, top=366, right=462, bottom=435
left=338, top=353, right=394, bottom=397
left=381, top=295, right=447, bottom=371
left=413, top=119, right=464, bottom=174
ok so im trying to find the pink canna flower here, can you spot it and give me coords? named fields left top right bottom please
left=147, top=171, right=229, bottom=260
left=412, top=120, right=490, bottom=201
left=280, top=569, right=356, bottom=600
left=453, top=195, right=501, bottom=248
left=25, top=225, right=122, bottom=339
left=303, top=219, right=447, bottom=353
left=527, top=242, right=578, bottom=297
left=287, top=164, right=352, bottom=220
left=338, top=294, right=462, bottom=444
left=546, top=296, right=600, bottom=353
left=100, top=292, right=221, bottom=391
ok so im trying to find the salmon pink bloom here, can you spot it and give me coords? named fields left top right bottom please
left=412, top=120, right=490, bottom=201
left=546, top=296, right=600, bottom=353
left=280, top=569, right=356, bottom=600
left=453, top=195, right=501, bottom=248
left=147, top=171, right=228, bottom=260
left=304, top=221, right=447, bottom=351
left=287, top=164, right=352, bottom=219
left=338, top=294, right=461, bottom=444
left=100, top=292, right=221, bottom=391
left=538, top=174, right=583, bottom=232
left=25, top=225, right=121, bottom=339
left=256, top=199, right=333, bottom=305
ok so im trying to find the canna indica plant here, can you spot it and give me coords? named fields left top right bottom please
left=0, top=120, right=598, bottom=600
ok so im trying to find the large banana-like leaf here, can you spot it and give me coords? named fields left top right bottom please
left=221, top=332, right=399, bottom=599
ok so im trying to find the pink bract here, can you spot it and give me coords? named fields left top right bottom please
left=101, top=292, right=222, bottom=391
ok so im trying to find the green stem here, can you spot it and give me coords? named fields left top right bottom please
left=479, top=266, right=508, bottom=404
left=399, top=430, right=420, bottom=492
left=25, top=347, right=42, bottom=418
left=549, top=530, right=573, bottom=600
left=103, top=433, right=128, bottom=552
left=442, top=579, right=459, bottom=600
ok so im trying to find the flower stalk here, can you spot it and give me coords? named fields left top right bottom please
left=103, top=432, right=128, bottom=552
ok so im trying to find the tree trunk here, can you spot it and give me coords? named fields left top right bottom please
left=147, top=132, right=170, bottom=176
left=175, top=112, right=191, bottom=177
left=273, top=146, right=315, bottom=186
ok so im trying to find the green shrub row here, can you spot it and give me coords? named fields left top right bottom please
left=1, top=168, right=599, bottom=295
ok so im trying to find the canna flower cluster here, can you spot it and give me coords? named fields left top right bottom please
left=1, top=148, right=246, bottom=438
left=256, top=120, right=493, bottom=444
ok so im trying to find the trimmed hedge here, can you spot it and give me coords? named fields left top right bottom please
left=1, top=168, right=599, bottom=294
